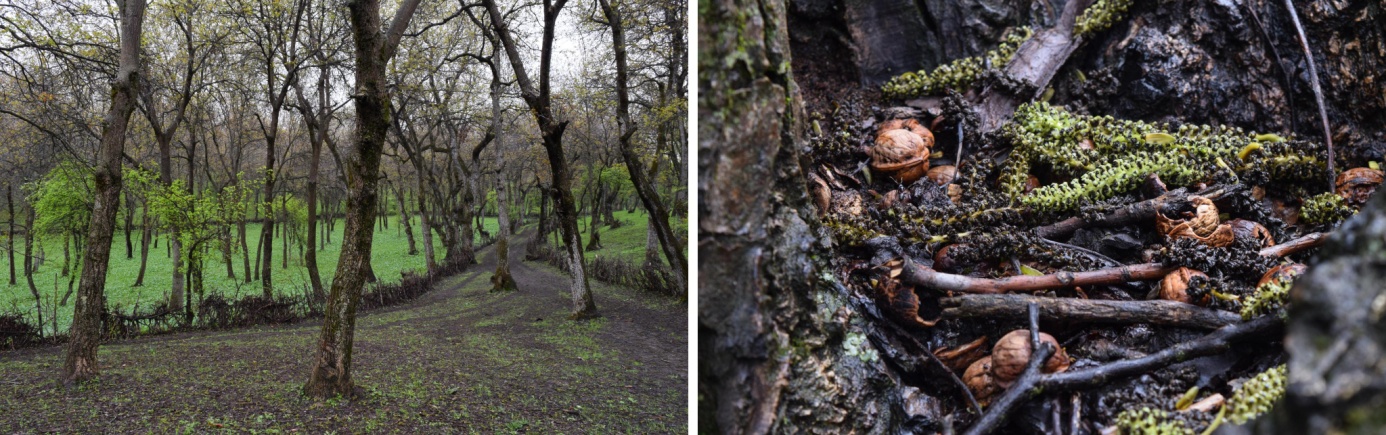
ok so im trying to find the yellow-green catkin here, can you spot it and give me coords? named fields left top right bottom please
left=1074, top=0, right=1133, bottom=36
left=1225, top=365, right=1287, bottom=425
left=881, top=27, right=1033, bottom=99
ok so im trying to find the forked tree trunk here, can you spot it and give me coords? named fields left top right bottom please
left=304, top=0, right=420, bottom=399
left=64, top=0, right=145, bottom=384
left=416, top=178, right=436, bottom=273
left=484, top=0, right=596, bottom=319
left=486, top=64, right=515, bottom=292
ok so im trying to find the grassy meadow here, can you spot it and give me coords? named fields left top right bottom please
left=1, top=209, right=683, bottom=335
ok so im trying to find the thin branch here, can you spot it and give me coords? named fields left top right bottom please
left=941, top=294, right=1242, bottom=330
left=1282, top=0, right=1334, bottom=190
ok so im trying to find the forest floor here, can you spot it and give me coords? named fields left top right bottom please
left=0, top=234, right=687, bottom=433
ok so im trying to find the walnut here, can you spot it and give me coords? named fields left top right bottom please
left=1228, top=219, right=1275, bottom=248
left=926, top=165, right=958, bottom=186
left=869, top=129, right=931, bottom=183
left=1156, top=196, right=1235, bottom=247
left=990, top=330, right=1070, bottom=387
left=964, top=356, right=1000, bottom=405
left=1335, top=167, right=1384, bottom=207
left=1159, top=267, right=1208, bottom=305
left=877, top=118, right=936, bottom=148
left=1257, top=263, right=1307, bottom=288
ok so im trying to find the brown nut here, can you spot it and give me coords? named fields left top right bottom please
left=990, top=330, right=1070, bottom=387
left=1159, top=267, right=1208, bottom=305
left=964, top=356, right=1000, bottom=405
left=1228, top=219, right=1275, bottom=248
left=1257, top=263, right=1307, bottom=288
left=1335, top=167, right=1384, bottom=206
left=878, top=118, right=936, bottom=148
left=927, top=165, right=958, bottom=186
left=869, top=129, right=931, bottom=183
left=1156, top=196, right=1235, bottom=247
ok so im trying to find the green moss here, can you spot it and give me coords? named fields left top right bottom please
left=1241, top=278, right=1292, bottom=320
left=881, top=27, right=1032, bottom=99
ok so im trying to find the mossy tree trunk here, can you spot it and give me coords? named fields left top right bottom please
left=303, top=0, right=421, bottom=398
left=64, top=0, right=145, bottom=384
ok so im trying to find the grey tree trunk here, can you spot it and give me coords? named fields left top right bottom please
left=64, top=0, right=145, bottom=384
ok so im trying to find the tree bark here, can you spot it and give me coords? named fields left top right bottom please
left=304, top=0, right=420, bottom=398
left=394, top=185, right=417, bottom=255
left=22, top=203, right=42, bottom=336
left=64, top=0, right=145, bottom=384
left=133, top=197, right=150, bottom=286
left=8, top=185, right=16, bottom=286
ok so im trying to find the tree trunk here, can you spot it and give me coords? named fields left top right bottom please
left=416, top=179, right=436, bottom=273
left=484, top=0, right=595, bottom=319
left=134, top=197, right=151, bottom=286
left=8, top=185, right=16, bottom=286
left=61, top=231, right=70, bottom=277
left=23, top=204, right=42, bottom=336
left=599, top=0, right=687, bottom=295
left=123, top=194, right=133, bottom=259
left=305, top=126, right=325, bottom=301
left=239, top=218, right=252, bottom=283
left=260, top=139, right=276, bottom=298
left=65, top=0, right=145, bottom=384
left=487, top=67, right=515, bottom=292
left=304, top=0, right=420, bottom=399
left=395, top=186, right=417, bottom=255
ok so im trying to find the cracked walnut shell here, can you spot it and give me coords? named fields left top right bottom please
left=990, top=330, right=1070, bottom=387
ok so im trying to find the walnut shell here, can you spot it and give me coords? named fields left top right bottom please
left=1257, top=263, right=1307, bottom=288
left=878, top=118, right=936, bottom=148
left=869, top=129, right=931, bottom=183
left=927, top=165, right=958, bottom=186
left=1335, top=167, right=1384, bottom=206
left=1156, top=196, right=1235, bottom=247
left=1228, top=219, right=1275, bottom=248
left=990, top=330, right=1070, bottom=387
left=964, top=356, right=1000, bottom=405
left=1159, top=267, right=1208, bottom=305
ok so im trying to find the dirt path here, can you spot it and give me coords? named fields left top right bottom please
left=0, top=240, right=687, bottom=433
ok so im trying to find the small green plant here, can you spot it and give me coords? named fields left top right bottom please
left=1301, top=192, right=1354, bottom=225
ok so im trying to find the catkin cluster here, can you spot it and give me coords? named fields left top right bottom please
left=881, top=27, right=1032, bottom=99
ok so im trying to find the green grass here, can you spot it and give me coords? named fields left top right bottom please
left=1, top=208, right=686, bottom=335
left=576, top=209, right=688, bottom=265
left=1, top=214, right=498, bottom=334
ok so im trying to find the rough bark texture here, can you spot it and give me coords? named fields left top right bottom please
left=486, top=61, right=515, bottom=292
left=701, top=0, right=910, bottom=432
left=64, top=0, right=145, bottom=384
left=303, top=0, right=420, bottom=398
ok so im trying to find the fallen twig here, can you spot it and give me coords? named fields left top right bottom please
left=963, top=313, right=1284, bottom=434
left=1033, top=186, right=1230, bottom=241
left=962, top=303, right=1052, bottom=435
left=901, top=232, right=1328, bottom=294
left=941, top=294, right=1242, bottom=330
